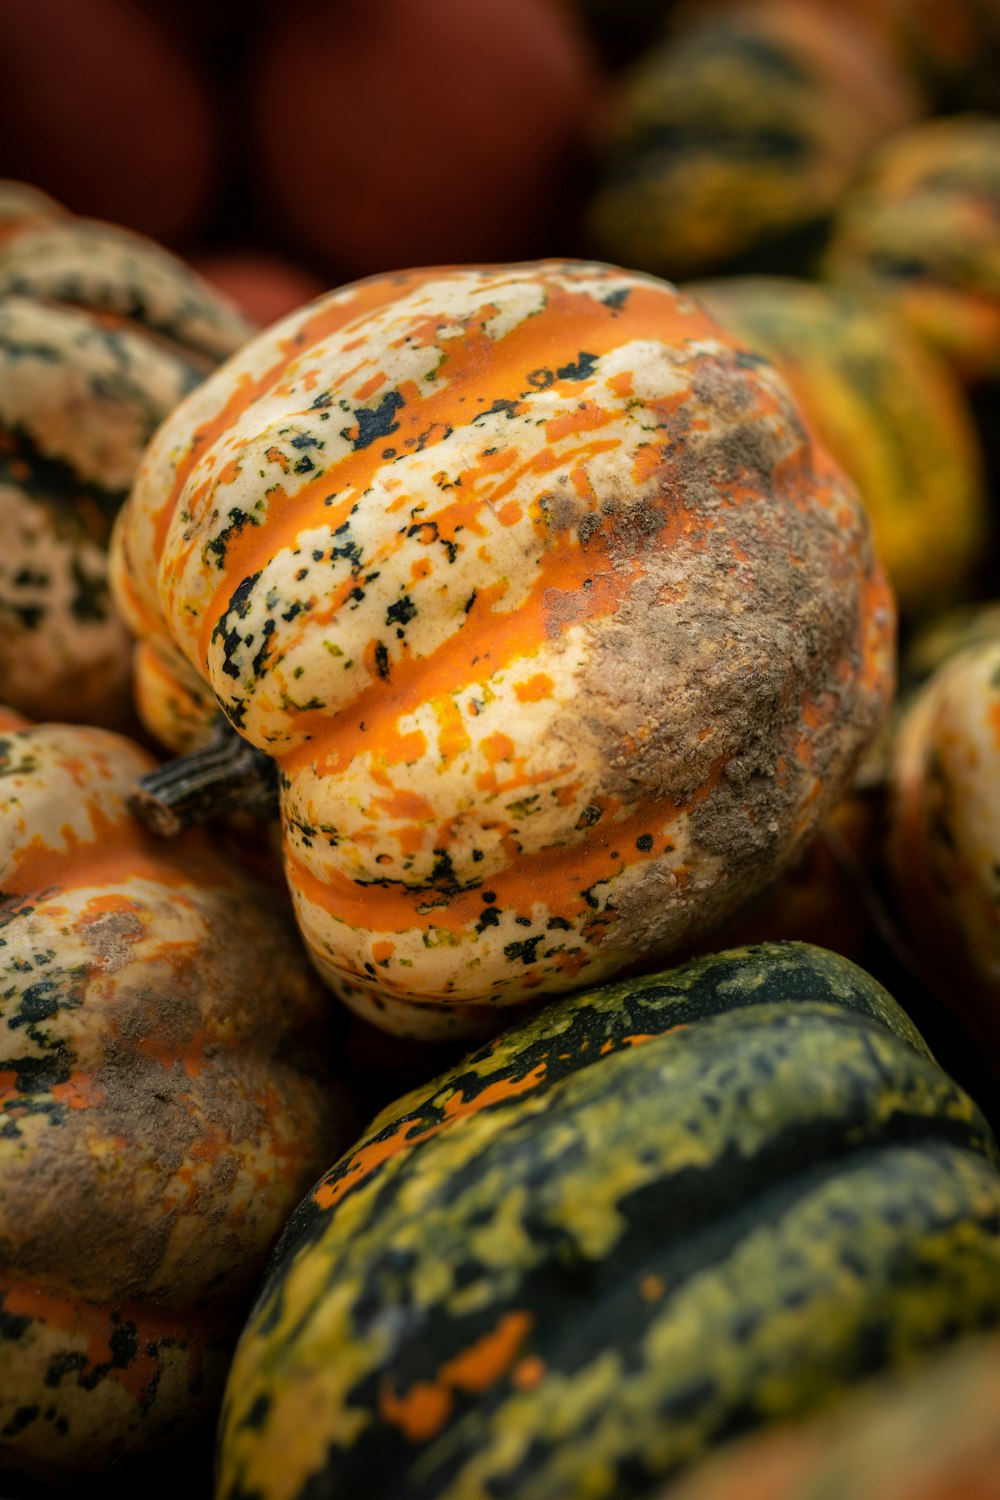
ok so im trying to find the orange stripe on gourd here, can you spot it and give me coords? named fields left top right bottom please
left=313, top=1065, right=550, bottom=1214
left=157, top=276, right=729, bottom=673
left=148, top=272, right=435, bottom=558
left=0, top=1277, right=214, bottom=1407
left=378, top=1310, right=535, bottom=1442
left=3, top=799, right=241, bottom=901
left=265, top=417, right=747, bottom=776
left=281, top=762, right=728, bottom=948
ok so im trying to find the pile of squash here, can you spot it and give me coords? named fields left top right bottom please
left=6, top=1, right=1000, bottom=1495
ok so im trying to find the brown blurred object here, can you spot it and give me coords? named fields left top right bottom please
left=0, top=0, right=220, bottom=246
left=190, top=249, right=330, bottom=329
left=656, top=1331, right=1000, bottom=1500
left=246, top=0, right=606, bottom=277
left=792, top=0, right=1000, bottom=113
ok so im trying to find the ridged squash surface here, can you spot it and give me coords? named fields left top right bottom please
left=217, top=942, right=1000, bottom=1500
left=0, top=181, right=251, bottom=727
left=111, top=259, right=894, bottom=1036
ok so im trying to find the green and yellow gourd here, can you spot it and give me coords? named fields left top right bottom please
left=823, top=115, right=1000, bottom=386
left=0, top=179, right=251, bottom=728
left=0, top=706, right=352, bottom=1486
left=733, top=0, right=1000, bottom=114
left=585, top=1, right=920, bottom=283
left=687, top=276, right=990, bottom=618
left=109, top=259, right=894, bottom=1039
left=217, top=941, right=1000, bottom=1500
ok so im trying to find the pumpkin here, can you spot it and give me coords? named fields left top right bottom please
left=216, top=941, right=1000, bottom=1500
left=0, top=181, right=252, bottom=729
left=823, top=115, right=1000, bottom=386
left=886, top=637, right=1000, bottom=1062
left=585, top=1, right=920, bottom=283
left=0, top=708, right=352, bottom=1486
left=654, top=1328, right=1000, bottom=1500
left=687, top=276, right=991, bottom=617
left=109, top=259, right=894, bottom=1038
left=0, top=0, right=220, bottom=245
left=245, top=0, right=604, bottom=278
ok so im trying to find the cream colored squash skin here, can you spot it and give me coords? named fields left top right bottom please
left=0, top=707, right=349, bottom=1483
left=111, top=260, right=894, bottom=1038
left=0, top=181, right=251, bottom=728
left=887, top=639, right=1000, bottom=1056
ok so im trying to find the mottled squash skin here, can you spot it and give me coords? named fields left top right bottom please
left=656, top=1329, right=1000, bottom=1500
left=688, top=276, right=990, bottom=617
left=0, top=181, right=251, bottom=729
left=585, top=2, right=919, bottom=283
left=216, top=942, right=1000, bottom=1500
left=824, top=116, right=1000, bottom=386
left=887, top=639, right=1000, bottom=1060
left=0, top=709, right=351, bottom=1485
left=111, top=260, right=894, bottom=1037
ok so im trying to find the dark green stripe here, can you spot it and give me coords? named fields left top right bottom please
left=233, top=1140, right=1000, bottom=1500
left=280, top=945, right=931, bottom=1256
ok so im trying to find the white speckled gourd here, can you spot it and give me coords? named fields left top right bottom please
left=0, top=180, right=252, bottom=727
left=887, top=637, right=1000, bottom=1058
left=111, top=260, right=895, bottom=1037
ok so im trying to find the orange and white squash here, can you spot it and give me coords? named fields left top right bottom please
left=0, top=707, right=349, bottom=1484
left=887, top=637, right=1000, bottom=1058
left=111, top=259, right=894, bottom=1037
left=0, top=182, right=251, bottom=728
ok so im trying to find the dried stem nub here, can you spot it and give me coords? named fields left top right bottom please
left=128, top=715, right=279, bottom=836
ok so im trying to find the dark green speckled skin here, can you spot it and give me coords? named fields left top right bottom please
left=217, top=943, right=1000, bottom=1500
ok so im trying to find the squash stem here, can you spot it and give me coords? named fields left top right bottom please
left=129, top=716, right=279, bottom=835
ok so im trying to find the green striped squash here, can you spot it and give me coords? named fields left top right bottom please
left=217, top=942, right=1000, bottom=1500
left=823, top=115, right=1000, bottom=386
left=686, top=276, right=990, bottom=618
left=586, top=3, right=919, bottom=282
